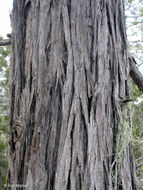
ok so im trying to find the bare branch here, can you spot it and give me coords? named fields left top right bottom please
left=0, top=39, right=11, bottom=46
left=129, top=56, right=143, bottom=92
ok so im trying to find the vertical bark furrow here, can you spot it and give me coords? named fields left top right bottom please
left=17, top=138, right=27, bottom=184
left=80, top=102, right=88, bottom=167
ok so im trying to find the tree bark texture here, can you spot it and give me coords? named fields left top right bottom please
left=8, top=0, right=137, bottom=189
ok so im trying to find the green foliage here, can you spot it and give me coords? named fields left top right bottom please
left=130, top=80, right=143, bottom=188
left=130, top=79, right=143, bottom=102
left=128, top=0, right=133, bottom=4
left=0, top=36, right=10, bottom=187
left=125, top=1, right=143, bottom=187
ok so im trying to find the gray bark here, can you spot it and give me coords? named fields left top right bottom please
left=8, top=0, right=137, bottom=189
left=1, top=45, right=143, bottom=92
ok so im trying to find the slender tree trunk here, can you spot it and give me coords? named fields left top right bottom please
left=8, top=0, right=137, bottom=189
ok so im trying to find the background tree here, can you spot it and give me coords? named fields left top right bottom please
left=0, top=36, right=10, bottom=189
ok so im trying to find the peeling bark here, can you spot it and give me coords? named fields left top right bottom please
left=1, top=48, right=143, bottom=93
left=8, top=0, right=137, bottom=189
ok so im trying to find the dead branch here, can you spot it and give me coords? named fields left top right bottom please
left=129, top=56, right=143, bottom=92
left=0, top=39, right=11, bottom=46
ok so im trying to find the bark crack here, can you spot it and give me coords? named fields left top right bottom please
left=67, top=115, right=75, bottom=190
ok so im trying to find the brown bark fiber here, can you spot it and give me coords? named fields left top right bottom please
left=8, top=0, right=137, bottom=189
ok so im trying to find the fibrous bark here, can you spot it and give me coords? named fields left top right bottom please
left=8, top=0, right=137, bottom=189
left=1, top=44, right=143, bottom=92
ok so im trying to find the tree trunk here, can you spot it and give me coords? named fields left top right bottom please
left=8, top=0, right=137, bottom=189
